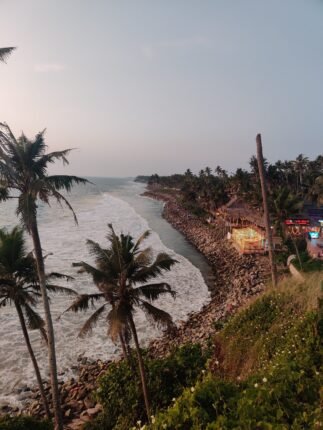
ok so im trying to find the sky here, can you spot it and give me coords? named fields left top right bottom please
left=0, top=0, right=322, bottom=177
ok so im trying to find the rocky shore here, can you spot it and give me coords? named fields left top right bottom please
left=1, top=357, right=112, bottom=429
left=143, top=188, right=270, bottom=356
left=2, top=187, right=271, bottom=428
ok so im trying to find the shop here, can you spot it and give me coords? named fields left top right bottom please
left=231, top=227, right=266, bottom=254
left=284, top=218, right=321, bottom=238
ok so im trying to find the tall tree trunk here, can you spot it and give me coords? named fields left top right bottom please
left=15, top=303, right=51, bottom=419
left=256, top=133, right=278, bottom=287
left=119, top=332, right=128, bottom=360
left=30, top=220, right=63, bottom=430
left=119, top=332, right=135, bottom=371
left=128, top=314, right=151, bottom=422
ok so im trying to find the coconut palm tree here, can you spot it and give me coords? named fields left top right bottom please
left=270, top=187, right=303, bottom=240
left=308, top=175, right=323, bottom=206
left=0, top=47, right=15, bottom=63
left=64, top=225, right=177, bottom=422
left=0, top=226, right=76, bottom=418
left=292, top=154, right=309, bottom=193
left=0, top=123, right=87, bottom=430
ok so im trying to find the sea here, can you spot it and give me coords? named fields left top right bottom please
left=0, top=178, right=210, bottom=407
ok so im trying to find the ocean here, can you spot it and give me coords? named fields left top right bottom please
left=0, top=178, right=210, bottom=407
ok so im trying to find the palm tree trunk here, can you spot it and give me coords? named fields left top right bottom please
left=128, top=314, right=151, bottom=422
left=256, top=134, right=278, bottom=287
left=15, top=303, right=51, bottom=418
left=119, top=332, right=130, bottom=361
left=30, top=220, right=63, bottom=430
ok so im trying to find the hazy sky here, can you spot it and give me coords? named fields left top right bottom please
left=1, top=0, right=322, bottom=176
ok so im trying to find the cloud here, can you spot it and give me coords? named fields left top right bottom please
left=34, top=63, right=66, bottom=73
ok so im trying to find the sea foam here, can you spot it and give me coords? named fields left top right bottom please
left=0, top=186, right=209, bottom=406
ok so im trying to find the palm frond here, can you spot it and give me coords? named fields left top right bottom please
left=33, top=149, right=73, bottom=173
left=134, top=247, right=153, bottom=267
left=79, top=304, right=107, bottom=338
left=140, top=300, right=174, bottom=330
left=23, top=303, right=45, bottom=331
left=72, top=260, right=111, bottom=285
left=48, top=187, right=78, bottom=224
left=16, top=194, right=37, bottom=231
left=0, top=47, right=16, bottom=63
left=107, top=302, right=131, bottom=342
left=63, top=293, right=105, bottom=313
left=46, top=284, right=78, bottom=295
left=132, top=253, right=178, bottom=283
left=0, top=187, right=9, bottom=202
left=134, top=282, right=176, bottom=301
left=46, top=272, right=74, bottom=281
left=133, top=230, right=151, bottom=252
left=86, top=239, right=111, bottom=262
left=0, top=297, right=8, bottom=307
left=45, top=175, right=89, bottom=192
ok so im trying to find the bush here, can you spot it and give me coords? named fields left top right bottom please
left=0, top=416, right=52, bottom=430
left=85, top=344, right=209, bottom=430
left=151, top=287, right=323, bottom=429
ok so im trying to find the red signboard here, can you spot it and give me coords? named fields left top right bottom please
left=284, top=219, right=310, bottom=226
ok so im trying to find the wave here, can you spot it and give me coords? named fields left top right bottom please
left=0, top=189, right=209, bottom=406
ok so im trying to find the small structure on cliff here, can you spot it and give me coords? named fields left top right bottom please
left=219, top=197, right=268, bottom=254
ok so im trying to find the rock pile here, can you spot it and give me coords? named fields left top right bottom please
left=13, top=357, right=112, bottom=429
left=143, top=189, right=270, bottom=357
left=2, top=188, right=271, bottom=428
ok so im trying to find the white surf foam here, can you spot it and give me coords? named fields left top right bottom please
left=0, top=190, right=209, bottom=406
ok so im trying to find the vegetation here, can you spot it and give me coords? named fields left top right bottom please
left=149, top=275, right=322, bottom=429
left=292, top=251, right=323, bottom=272
left=0, top=416, right=52, bottom=430
left=64, top=225, right=177, bottom=421
left=0, top=48, right=15, bottom=63
left=0, top=121, right=320, bottom=428
left=142, top=154, right=323, bottom=215
left=0, top=123, right=87, bottom=430
left=84, top=344, right=209, bottom=430
left=0, top=227, right=76, bottom=417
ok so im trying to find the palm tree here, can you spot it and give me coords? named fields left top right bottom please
left=292, top=154, right=309, bottom=193
left=270, top=187, right=303, bottom=240
left=0, top=123, right=87, bottom=430
left=0, top=47, right=15, bottom=63
left=308, top=175, right=323, bottom=206
left=0, top=226, right=76, bottom=418
left=64, top=225, right=177, bottom=422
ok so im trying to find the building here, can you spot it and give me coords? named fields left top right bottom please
left=219, top=197, right=269, bottom=254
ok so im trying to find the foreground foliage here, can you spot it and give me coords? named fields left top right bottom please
left=0, top=416, right=52, bottom=430
left=150, top=276, right=323, bottom=429
left=85, top=344, right=209, bottom=430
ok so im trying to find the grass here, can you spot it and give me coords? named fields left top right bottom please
left=150, top=273, right=323, bottom=429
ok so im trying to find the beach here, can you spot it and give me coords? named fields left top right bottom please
left=8, top=184, right=272, bottom=429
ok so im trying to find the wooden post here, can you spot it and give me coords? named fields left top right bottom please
left=256, top=133, right=278, bottom=286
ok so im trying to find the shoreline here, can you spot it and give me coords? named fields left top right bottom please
left=2, top=186, right=271, bottom=428
left=142, top=187, right=270, bottom=355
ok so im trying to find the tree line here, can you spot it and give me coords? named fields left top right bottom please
left=144, top=155, right=323, bottom=237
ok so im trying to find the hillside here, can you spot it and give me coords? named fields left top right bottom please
left=79, top=274, right=322, bottom=430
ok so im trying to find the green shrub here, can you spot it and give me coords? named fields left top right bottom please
left=151, top=305, right=322, bottom=429
left=85, top=344, right=209, bottom=430
left=0, top=416, right=52, bottom=430
left=215, top=291, right=304, bottom=378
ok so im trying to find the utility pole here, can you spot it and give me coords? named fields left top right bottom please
left=256, top=133, right=278, bottom=287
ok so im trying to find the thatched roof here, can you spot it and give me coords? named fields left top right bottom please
left=219, top=196, right=265, bottom=228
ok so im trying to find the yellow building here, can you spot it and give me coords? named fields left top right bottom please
left=231, top=227, right=266, bottom=254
